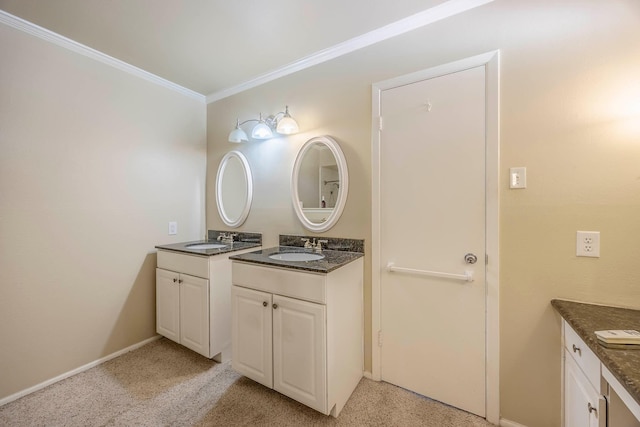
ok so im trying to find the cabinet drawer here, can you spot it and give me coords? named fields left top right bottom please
left=564, top=320, right=601, bottom=393
left=157, top=250, right=209, bottom=279
left=232, top=262, right=326, bottom=304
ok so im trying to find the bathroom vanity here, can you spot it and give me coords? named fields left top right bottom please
left=155, top=232, right=261, bottom=361
left=229, top=237, right=364, bottom=417
left=552, top=299, right=640, bottom=427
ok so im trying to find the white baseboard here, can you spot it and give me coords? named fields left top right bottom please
left=500, top=419, right=527, bottom=427
left=0, top=335, right=161, bottom=407
left=363, top=371, right=378, bottom=380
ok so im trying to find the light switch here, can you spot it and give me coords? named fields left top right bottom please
left=510, top=167, right=526, bottom=189
left=168, top=221, right=177, bottom=235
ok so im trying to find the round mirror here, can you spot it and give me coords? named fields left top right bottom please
left=216, top=151, right=253, bottom=228
left=291, top=135, right=349, bottom=232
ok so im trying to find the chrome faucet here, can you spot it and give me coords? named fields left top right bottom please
left=217, top=232, right=236, bottom=244
left=301, top=238, right=314, bottom=249
left=301, top=238, right=328, bottom=253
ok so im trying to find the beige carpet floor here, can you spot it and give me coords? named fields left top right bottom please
left=0, top=338, right=494, bottom=426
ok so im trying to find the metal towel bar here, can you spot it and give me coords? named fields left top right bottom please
left=386, top=262, right=473, bottom=282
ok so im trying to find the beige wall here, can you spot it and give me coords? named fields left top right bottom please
left=0, top=24, right=206, bottom=400
left=207, top=1, right=640, bottom=425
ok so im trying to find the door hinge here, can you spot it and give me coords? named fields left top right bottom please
left=379, top=116, right=383, bottom=131
left=377, top=330, right=383, bottom=347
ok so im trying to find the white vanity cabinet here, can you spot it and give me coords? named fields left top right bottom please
left=156, top=268, right=208, bottom=354
left=156, top=247, right=257, bottom=360
left=231, top=258, right=363, bottom=417
left=562, top=320, right=606, bottom=427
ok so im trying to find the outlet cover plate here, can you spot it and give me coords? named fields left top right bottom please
left=168, top=221, right=178, bottom=235
left=576, top=231, right=600, bottom=257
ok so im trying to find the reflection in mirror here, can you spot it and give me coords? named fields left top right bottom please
left=292, top=136, right=348, bottom=232
left=216, top=151, right=253, bottom=228
left=298, top=145, right=339, bottom=209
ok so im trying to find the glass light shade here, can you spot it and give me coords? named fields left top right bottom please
left=276, top=115, right=299, bottom=134
left=228, top=127, right=248, bottom=143
left=251, top=122, right=273, bottom=139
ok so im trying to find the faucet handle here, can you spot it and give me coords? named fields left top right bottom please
left=301, top=238, right=312, bottom=249
left=316, top=239, right=328, bottom=252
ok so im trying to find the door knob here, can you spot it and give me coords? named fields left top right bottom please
left=464, top=253, right=478, bottom=264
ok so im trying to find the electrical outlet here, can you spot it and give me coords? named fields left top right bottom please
left=576, top=231, right=600, bottom=257
left=168, top=221, right=178, bottom=235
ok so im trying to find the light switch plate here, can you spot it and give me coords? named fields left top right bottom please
left=576, top=231, right=600, bottom=257
left=509, top=167, right=526, bottom=189
left=168, top=221, right=177, bottom=235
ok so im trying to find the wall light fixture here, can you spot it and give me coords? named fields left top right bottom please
left=228, top=106, right=299, bottom=143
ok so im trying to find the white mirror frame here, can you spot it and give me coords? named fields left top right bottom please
left=291, top=135, right=349, bottom=232
left=215, top=150, right=253, bottom=228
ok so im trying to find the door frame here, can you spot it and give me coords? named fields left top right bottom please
left=370, top=50, right=500, bottom=424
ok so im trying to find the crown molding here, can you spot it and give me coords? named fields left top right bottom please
left=0, top=10, right=206, bottom=103
left=206, top=0, right=494, bottom=103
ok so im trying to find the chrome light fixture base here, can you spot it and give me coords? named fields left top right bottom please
left=228, top=106, right=299, bottom=142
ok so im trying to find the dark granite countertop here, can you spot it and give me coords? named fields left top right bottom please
left=229, top=246, right=364, bottom=273
left=551, top=299, right=640, bottom=406
left=155, top=240, right=261, bottom=257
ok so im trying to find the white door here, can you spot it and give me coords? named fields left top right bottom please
left=272, top=294, right=327, bottom=414
left=380, top=65, right=486, bottom=416
left=231, top=285, right=273, bottom=388
left=179, top=273, right=209, bottom=357
left=156, top=268, right=180, bottom=343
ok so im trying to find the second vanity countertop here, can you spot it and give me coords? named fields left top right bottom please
left=551, top=299, right=640, bottom=407
left=229, top=246, right=364, bottom=274
left=155, top=240, right=261, bottom=257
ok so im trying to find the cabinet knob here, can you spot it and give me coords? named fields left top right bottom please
left=263, top=301, right=268, bottom=307
left=173, top=278, right=177, bottom=283
left=588, top=402, right=597, bottom=416
left=178, top=279, right=183, bottom=284
left=572, top=344, right=581, bottom=356
left=272, top=303, right=278, bottom=309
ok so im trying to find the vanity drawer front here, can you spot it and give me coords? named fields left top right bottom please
left=157, top=250, right=209, bottom=279
left=232, top=262, right=326, bottom=304
left=564, top=320, right=601, bottom=393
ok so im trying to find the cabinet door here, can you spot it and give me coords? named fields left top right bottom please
left=232, top=286, right=273, bottom=388
left=179, top=273, right=210, bottom=357
left=273, top=294, right=327, bottom=414
left=156, top=268, right=180, bottom=343
left=565, top=349, right=605, bottom=427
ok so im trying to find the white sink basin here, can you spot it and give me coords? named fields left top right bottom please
left=186, top=243, right=227, bottom=250
left=269, top=252, right=325, bottom=262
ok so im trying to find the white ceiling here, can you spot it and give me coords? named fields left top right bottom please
left=0, top=0, right=452, bottom=97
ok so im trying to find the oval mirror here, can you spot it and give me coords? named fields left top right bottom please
left=291, top=135, right=349, bottom=232
left=216, top=151, right=253, bottom=228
